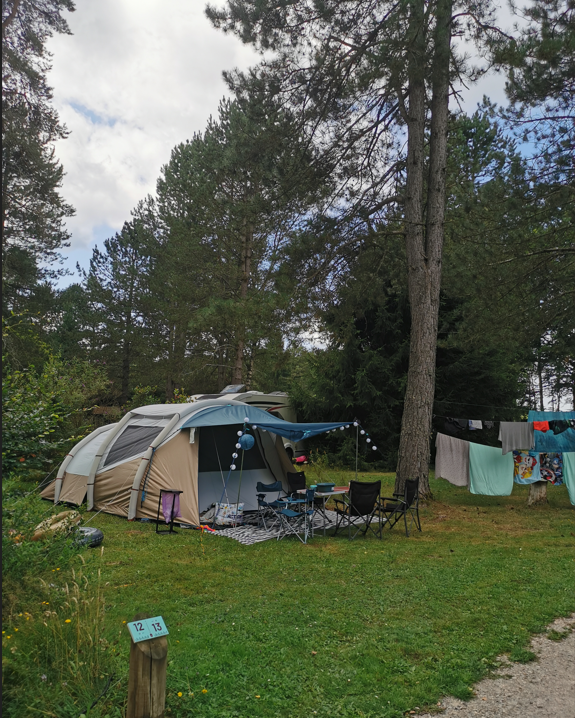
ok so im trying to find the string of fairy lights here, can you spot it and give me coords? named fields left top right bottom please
left=227, top=417, right=380, bottom=471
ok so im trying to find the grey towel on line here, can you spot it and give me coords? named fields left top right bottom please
left=435, top=433, right=469, bottom=487
left=498, top=422, right=535, bottom=454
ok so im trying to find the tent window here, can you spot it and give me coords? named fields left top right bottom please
left=198, top=425, right=267, bottom=472
left=103, top=426, right=162, bottom=467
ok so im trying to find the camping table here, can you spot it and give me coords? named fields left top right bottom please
left=297, top=487, right=348, bottom=536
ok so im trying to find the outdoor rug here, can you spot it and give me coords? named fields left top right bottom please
left=207, top=509, right=340, bottom=545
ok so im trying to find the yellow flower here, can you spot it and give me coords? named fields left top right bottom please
left=56, top=568, right=60, bottom=571
left=177, top=692, right=183, bottom=697
left=202, top=689, right=208, bottom=694
left=14, top=629, right=18, bottom=632
left=6, top=636, right=11, bottom=639
left=255, top=695, right=261, bottom=698
left=65, top=619, right=71, bottom=623
left=122, top=621, right=126, bottom=624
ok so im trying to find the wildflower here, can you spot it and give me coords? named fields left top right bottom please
left=19, top=457, right=25, bottom=462
left=122, top=620, right=126, bottom=624
left=177, top=692, right=183, bottom=697
left=65, top=619, right=71, bottom=623
left=56, top=568, right=60, bottom=571
left=202, top=689, right=208, bottom=694
left=14, top=628, right=18, bottom=632
left=41, top=674, right=47, bottom=681
left=7, top=636, right=11, bottom=639
left=255, top=695, right=260, bottom=698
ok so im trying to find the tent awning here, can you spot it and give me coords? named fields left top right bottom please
left=180, top=404, right=353, bottom=442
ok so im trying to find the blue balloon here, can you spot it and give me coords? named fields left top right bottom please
left=239, top=433, right=255, bottom=451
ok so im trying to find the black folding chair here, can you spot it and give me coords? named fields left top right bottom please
left=333, top=480, right=382, bottom=540
left=379, top=478, right=422, bottom=537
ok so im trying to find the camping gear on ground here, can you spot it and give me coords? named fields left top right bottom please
left=41, top=397, right=355, bottom=526
left=498, top=422, right=535, bottom=454
left=333, top=480, right=382, bottom=540
left=214, top=502, right=245, bottom=526
left=379, top=478, right=422, bottom=537
left=32, top=510, right=81, bottom=541
left=156, top=489, right=183, bottom=534
left=435, top=433, right=469, bottom=487
left=76, top=526, right=104, bottom=548
left=469, top=443, right=514, bottom=495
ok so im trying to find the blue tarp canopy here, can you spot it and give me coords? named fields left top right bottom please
left=528, top=410, right=575, bottom=453
left=180, top=404, right=353, bottom=442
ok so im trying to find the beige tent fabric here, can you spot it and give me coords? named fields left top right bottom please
left=92, top=459, right=140, bottom=517
left=59, top=473, right=89, bottom=505
left=135, top=431, right=199, bottom=525
left=40, top=481, right=55, bottom=500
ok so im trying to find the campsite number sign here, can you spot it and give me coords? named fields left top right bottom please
left=127, top=615, right=169, bottom=643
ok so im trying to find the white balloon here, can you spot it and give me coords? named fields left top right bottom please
left=366, top=438, right=371, bottom=443
left=353, top=422, right=358, bottom=427
left=244, top=417, right=250, bottom=423
left=232, top=452, right=238, bottom=459
left=237, top=430, right=243, bottom=436
left=345, top=425, right=350, bottom=429
left=230, top=464, right=236, bottom=470
left=372, top=446, right=377, bottom=451
left=360, top=430, right=365, bottom=435
left=235, top=443, right=241, bottom=449
left=252, top=425, right=257, bottom=429
left=340, top=426, right=345, bottom=431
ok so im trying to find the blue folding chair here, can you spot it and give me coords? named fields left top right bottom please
left=278, top=488, right=316, bottom=543
left=256, top=481, right=285, bottom=530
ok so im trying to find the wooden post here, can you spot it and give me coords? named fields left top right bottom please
left=127, top=613, right=168, bottom=718
left=527, top=480, right=548, bottom=506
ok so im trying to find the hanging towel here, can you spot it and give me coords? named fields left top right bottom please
left=513, top=451, right=541, bottom=484
left=563, top=453, right=575, bottom=505
left=468, top=420, right=483, bottom=430
left=539, top=453, right=563, bottom=485
left=528, top=411, right=575, bottom=452
left=469, top=443, right=514, bottom=496
left=435, top=433, right=469, bottom=487
left=498, top=422, right=535, bottom=454
left=548, top=420, right=570, bottom=435
left=533, top=421, right=550, bottom=432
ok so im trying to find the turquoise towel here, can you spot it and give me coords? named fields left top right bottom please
left=563, top=453, right=575, bottom=506
left=469, top=443, right=514, bottom=496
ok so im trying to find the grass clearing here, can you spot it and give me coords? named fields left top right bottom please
left=3, top=472, right=574, bottom=717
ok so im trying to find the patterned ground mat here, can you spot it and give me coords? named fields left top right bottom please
left=202, top=510, right=382, bottom=545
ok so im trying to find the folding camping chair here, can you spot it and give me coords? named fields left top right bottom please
left=277, top=488, right=316, bottom=544
left=333, top=480, right=382, bottom=540
left=256, top=481, right=285, bottom=531
left=379, top=477, right=422, bottom=536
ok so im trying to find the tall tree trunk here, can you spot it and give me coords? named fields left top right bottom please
left=395, top=0, right=452, bottom=497
left=232, top=220, right=253, bottom=385
left=537, top=346, right=545, bottom=410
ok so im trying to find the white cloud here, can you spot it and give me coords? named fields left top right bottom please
left=47, top=0, right=519, bottom=283
left=47, top=0, right=259, bottom=265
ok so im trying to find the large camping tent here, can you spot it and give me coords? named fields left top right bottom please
left=41, top=398, right=353, bottom=525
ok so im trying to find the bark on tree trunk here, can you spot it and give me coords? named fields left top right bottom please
left=232, top=219, right=253, bottom=385
left=395, top=0, right=452, bottom=497
left=527, top=480, right=548, bottom=505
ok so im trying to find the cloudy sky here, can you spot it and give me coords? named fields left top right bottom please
left=47, top=0, right=511, bottom=285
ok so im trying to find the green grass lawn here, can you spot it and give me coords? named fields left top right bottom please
left=3, top=472, right=574, bottom=717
